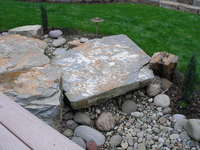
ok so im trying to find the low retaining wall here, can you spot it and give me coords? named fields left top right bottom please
left=159, top=0, right=200, bottom=14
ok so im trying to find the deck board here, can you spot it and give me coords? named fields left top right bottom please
left=0, top=92, right=84, bottom=150
left=0, top=124, right=31, bottom=150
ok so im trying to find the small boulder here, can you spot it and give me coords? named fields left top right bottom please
left=154, top=94, right=170, bottom=108
left=186, top=119, right=200, bottom=141
left=52, top=38, right=66, bottom=47
left=74, top=112, right=91, bottom=126
left=122, top=100, right=138, bottom=114
left=95, top=112, right=115, bottom=131
left=49, top=29, right=63, bottom=38
left=146, top=83, right=161, bottom=97
left=173, top=114, right=186, bottom=121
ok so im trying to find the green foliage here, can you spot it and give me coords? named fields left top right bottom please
left=181, top=53, right=198, bottom=103
left=40, top=4, right=48, bottom=33
left=178, top=101, right=187, bottom=108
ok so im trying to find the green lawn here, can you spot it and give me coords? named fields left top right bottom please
left=1, top=0, right=200, bottom=84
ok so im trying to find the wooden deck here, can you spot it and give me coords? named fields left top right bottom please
left=0, top=92, right=84, bottom=150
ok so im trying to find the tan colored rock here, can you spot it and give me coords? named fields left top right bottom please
left=0, top=35, right=49, bottom=75
left=68, top=40, right=82, bottom=49
left=150, top=51, right=178, bottom=81
left=161, top=78, right=173, bottom=90
left=8, top=25, right=43, bottom=38
left=95, top=112, right=115, bottom=131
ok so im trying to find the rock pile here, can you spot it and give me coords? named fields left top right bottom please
left=1, top=27, right=200, bottom=150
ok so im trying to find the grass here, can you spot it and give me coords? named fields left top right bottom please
left=1, top=0, right=200, bottom=84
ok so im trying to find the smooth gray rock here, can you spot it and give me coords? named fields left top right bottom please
left=131, top=112, right=143, bottom=118
left=137, top=143, right=146, bottom=150
left=49, top=30, right=63, bottom=38
left=52, top=38, right=66, bottom=47
left=0, top=35, right=49, bottom=75
left=110, top=135, right=123, bottom=147
left=186, top=119, right=200, bottom=141
left=71, top=137, right=86, bottom=149
left=74, top=112, right=91, bottom=126
left=162, top=107, right=172, bottom=114
left=174, top=119, right=187, bottom=132
left=66, top=120, right=78, bottom=130
left=74, top=125, right=105, bottom=146
left=146, top=83, right=161, bottom=97
left=51, top=34, right=154, bottom=109
left=154, top=94, right=170, bottom=108
left=80, top=38, right=89, bottom=43
left=8, top=25, right=43, bottom=38
left=95, top=112, right=115, bottom=131
left=122, top=100, right=138, bottom=114
left=173, top=114, right=186, bottom=121
left=180, top=131, right=191, bottom=140
left=53, top=48, right=68, bottom=56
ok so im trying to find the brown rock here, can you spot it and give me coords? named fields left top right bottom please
left=86, top=141, right=98, bottom=150
left=95, top=112, right=115, bottom=131
left=68, top=39, right=82, bottom=49
left=161, top=78, right=173, bottom=90
left=150, top=51, right=178, bottom=81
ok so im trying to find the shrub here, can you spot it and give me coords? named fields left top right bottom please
left=181, top=53, right=198, bottom=104
left=40, top=4, right=48, bottom=34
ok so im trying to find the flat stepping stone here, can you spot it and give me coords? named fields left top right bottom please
left=51, top=34, right=154, bottom=109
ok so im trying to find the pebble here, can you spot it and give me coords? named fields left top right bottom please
left=131, top=112, right=143, bottom=118
left=110, top=135, right=122, bottom=147
left=63, top=129, right=73, bottom=137
left=170, top=134, right=179, bottom=140
left=121, top=141, right=129, bottom=149
left=71, top=137, right=86, bottom=149
left=122, top=100, right=138, bottom=114
left=74, top=112, right=91, bottom=126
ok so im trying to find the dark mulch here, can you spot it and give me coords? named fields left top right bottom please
left=166, top=71, right=200, bottom=119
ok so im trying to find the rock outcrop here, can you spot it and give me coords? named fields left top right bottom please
left=51, top=34, right=154, bottom=109
left=0, top=35, right=63, bottom=130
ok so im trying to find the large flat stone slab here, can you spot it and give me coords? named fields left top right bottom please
left=8, top=25, right=43, bottom=38
left=0, top=34, right=63, bottom=130
left=51, top=34, right=154, bottom=109
left=0, top=35, right=49, bottom=75
left=0, top=64, right=63, bottom=130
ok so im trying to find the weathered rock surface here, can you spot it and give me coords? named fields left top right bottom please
left=0, top=35, right=63, bottom=131
left=8, top=25, right=43, bottom=38
left=0, top=35, right=49, bottom=75
left=186, top=119, right=200, bottom=141
left=51, top=34, right=154, bottom=109
left=95, top=112, right=115, bottom=131
left=74, top=125, right=105, bottom=146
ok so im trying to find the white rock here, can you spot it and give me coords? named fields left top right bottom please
left=80, top=38, right=89, bottom=43
left=170, top=134, right=179, bottom=139
left=173, top=114, right=186, bottom=121
left=131, top=112, right=143, bottom=118
left=52, top=38, right=66, bottom=47
left=121, top=141, right=129, bottom=149
left=154, top=94, right=170, bottom=108
left=186, top=119, right=200, bottom=141
left=53, top=48, right=68, bottom=56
